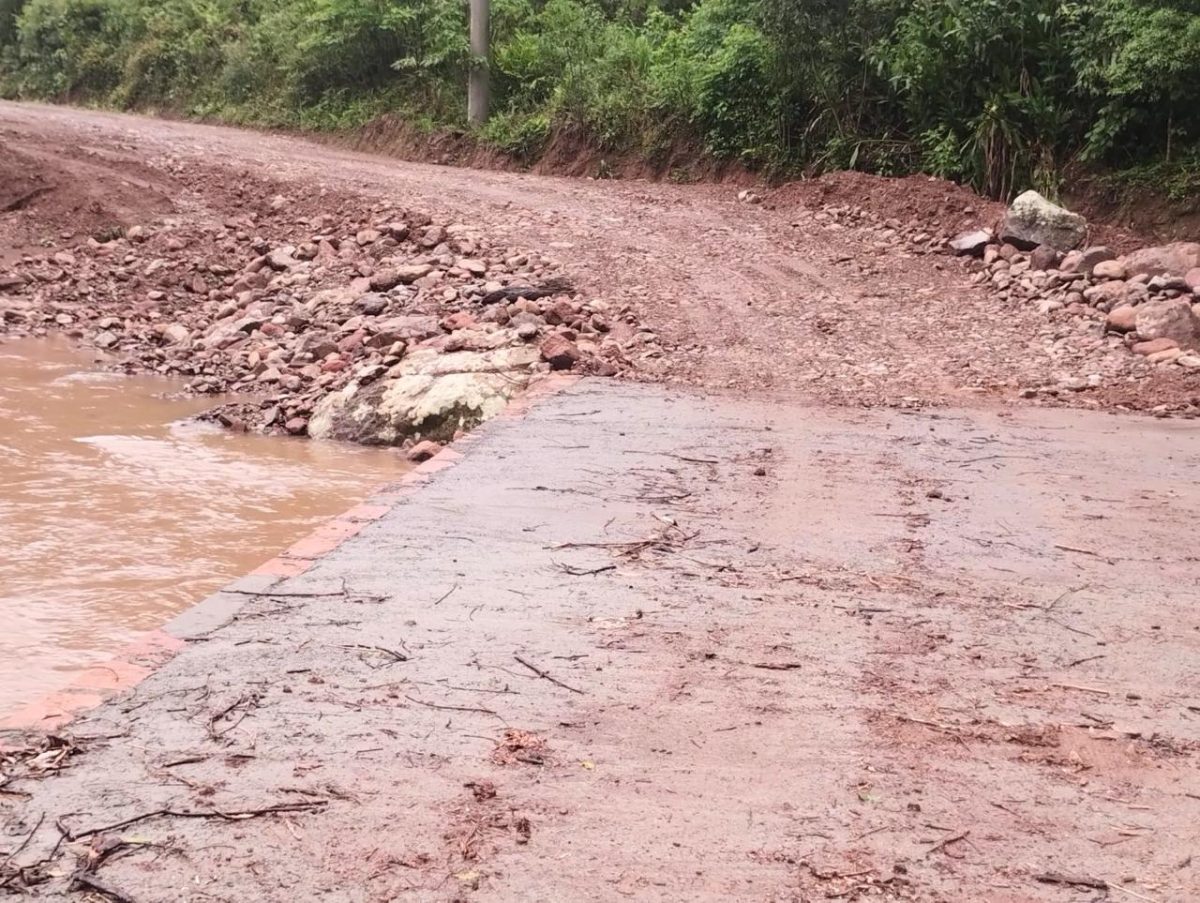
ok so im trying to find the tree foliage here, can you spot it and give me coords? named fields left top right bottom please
left=1, top=0, right=1198, bottom=198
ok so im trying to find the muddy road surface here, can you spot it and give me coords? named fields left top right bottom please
left=0, top=104, right=1198, bottom=901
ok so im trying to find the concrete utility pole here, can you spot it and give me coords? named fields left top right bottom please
left=468, top=0, right=491, bottom=126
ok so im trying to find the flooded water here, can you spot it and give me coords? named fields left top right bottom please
left=0, top=338, right=407, bottom=711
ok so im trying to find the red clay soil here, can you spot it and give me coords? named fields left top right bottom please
left=1, top=102, right=1198, bottom=415
left=0, top=133, right=175, bottom=263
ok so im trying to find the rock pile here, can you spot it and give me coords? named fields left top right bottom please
left=957, top=232, right=1200, bottom=371
left=0, top=194, right=649, bottom=448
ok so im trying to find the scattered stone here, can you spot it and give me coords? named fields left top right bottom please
left=406, top=440, right=443, bottom=462
left=1030, top=244, right=1060, bottom=271
left=1092, top=259, right=1126, bottom=281
left=1105, top=306, right=1138, bottom=333
left=162, top=323, right=190, bottom=345
left=949, top=230, right=993, bottom=257
left=540, top=334, right=582, bottom=371
left=1123, top=242, right=1200, bottom=279
left=1134, top=298, right=1200, bottom=348
left=1000, top=191, right=1087, bottom=251
left=1132, top=337, right=1180, bottom=356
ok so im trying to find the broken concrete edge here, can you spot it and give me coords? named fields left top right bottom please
left=0, top=374, right=582, bottom=739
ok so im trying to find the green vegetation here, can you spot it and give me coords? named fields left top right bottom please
left=2, top=0, right=1199, bottom=198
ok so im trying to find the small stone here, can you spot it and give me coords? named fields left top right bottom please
left=370, top=265, right=433, bottom=290
left=1132, top=337, right=1180, bottom=356
left=949, top=230, right=992, bottom=257
left=1135, top=298, right=1200, bottom=347
left=162, top=324, right=190, bottom=345
left=1030, top=244, right=1060, bottom=271
left=1092, top=259, right=1126, bottom=280
left=285, top=417, right=308, bottom=435
left=441, top=311, right=477, bottom=332
left=406, top=440, right=444, bottom=462
left=356, top=229, right=381, bottom=246
left=94, top=330, right=119, bottom=349
left=457, top=258, right=487, bottom=276
left=540, top=335, right=582, bottom=371
left=1105, top=306, right=1138, bottom=333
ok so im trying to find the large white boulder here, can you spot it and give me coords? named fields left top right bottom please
left=1000, top=190, right=1087, bottom=251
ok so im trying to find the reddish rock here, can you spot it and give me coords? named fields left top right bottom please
left=1132, top=337, right=1180, bottom=356
left=1185, top=267, right=1200, bottom=292
left=337, top=329, right=366, bottom=354
left=440, top=311, right=477, bottom=332
left=1105, top=306, right=1138, bottom=333
left=1092, top=259, right=1126, bottom=281
left=1124, top=242, right=1200, bottom=279
left=406, top=440, right=444, bottom=462
left=540, top=334, right=582, bottom=371
left=1134, top=298, right=1200, bottom=348
left=370, top=265, right=433, bottom=290
left=285, top=417, right=308, bottom=435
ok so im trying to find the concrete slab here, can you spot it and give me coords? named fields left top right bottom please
left=1, top=382, right=1198, bottom=901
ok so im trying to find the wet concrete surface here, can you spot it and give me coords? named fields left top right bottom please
left=1, top=381, right=1198, bottom=901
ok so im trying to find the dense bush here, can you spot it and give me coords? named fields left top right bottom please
left=2, top=0, right=1199, bottom=198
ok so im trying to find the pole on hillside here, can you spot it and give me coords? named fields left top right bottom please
left=468, top=0, right=491, bottom=126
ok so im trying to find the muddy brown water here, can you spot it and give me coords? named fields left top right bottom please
left=0, top=338, right=407, bottom=711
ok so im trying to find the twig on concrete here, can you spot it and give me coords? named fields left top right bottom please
left=514, top=655, right=584, bottom=695
left=1052, top=683, right=1111, bottom=696
left=556, top=563, right=617, bottom=577
left=1, top=811, right=43, bottom=868
left=60, top=801, right=328, bottom=841
left=71, top=871, right=141, bottom=903
left=432, top=584, right=460, bottom=606
left=925, top=830, right=969, bottom=857
left=749, top=662, right=803, bottom=671
left=1034, top=872, right=1108, bottom=890
left=404, top=695, right=501, bottom=718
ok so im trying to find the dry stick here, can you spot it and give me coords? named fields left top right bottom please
left=71, top=872, right=141, bottom=903
left=404, top=695, right=500, bottom=718
left=925, top=830, right=970, bottom=857
left=432, top=584, right=460, bottom=606
left=558, top=564, right=617, bottom=577
left=1, top=811, right=44, bottom=867
left=1054, top=544, right=1103, bottom=558
left=1052, top=683, right=1111, bottom=696
left=514, top=655, right=585, bottom=695
left=749, top=662, right=803, bottom=671
left=224, top=589, right=346, bottom=598
left=1034, top=872, right=1108, bottom=890
left=61, top=801, right=327, bottom=842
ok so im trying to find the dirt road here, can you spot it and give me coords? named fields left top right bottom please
left=2, top=101, right=1196, bottom=411
left=1, top=104, right=1199, bottom=901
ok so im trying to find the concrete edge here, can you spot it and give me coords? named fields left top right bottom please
left=0, top=374, right=581, bottom=736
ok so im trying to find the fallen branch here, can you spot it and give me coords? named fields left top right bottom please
left=749, top=662, right=803, bottom=672
left=60, top=801, right=328, bottom=841
left=404, top=695, right=501, bottom=718
left=1, top=811, right=43, bottom=868
left=71, top=872, right=141, bottom=903
left=925, top=830, right=970, bottom=857
left=1034, top=872, right=1108, bottom=890
left=557, top=563, right=617, bottom=577
left=514, top=655, right=585, bottom=695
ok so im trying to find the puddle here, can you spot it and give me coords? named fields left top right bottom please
left=0, top=338, right=407, bottom=711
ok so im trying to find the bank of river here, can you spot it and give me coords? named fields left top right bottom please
left=0, top=338, right=407, bottom=711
